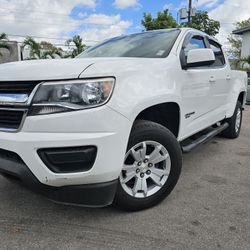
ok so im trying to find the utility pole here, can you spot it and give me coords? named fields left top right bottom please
left=188, top=0, right=192, bottom=23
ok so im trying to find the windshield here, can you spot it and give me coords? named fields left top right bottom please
left=78, top=29, right=180, bottom=59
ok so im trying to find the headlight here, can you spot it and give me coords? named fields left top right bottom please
left=29, top=78, right=115, bottom=115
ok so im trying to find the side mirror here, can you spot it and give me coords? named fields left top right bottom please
left=185, top=48, right=215, bottom=69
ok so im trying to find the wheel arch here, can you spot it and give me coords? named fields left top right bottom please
left=238, top=91, right=246, bottom=106
left=132, top=102, right=181, bottom=138
left=226, top=90, right=247, bottom=118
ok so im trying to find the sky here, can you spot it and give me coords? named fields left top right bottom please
left=0, top=0, right=250, bottom=48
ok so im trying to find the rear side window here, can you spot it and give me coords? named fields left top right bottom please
left=209, top=40, right=225, bottom=67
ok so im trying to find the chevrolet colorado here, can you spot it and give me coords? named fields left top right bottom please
left=0, top=28, right=247, bottom=211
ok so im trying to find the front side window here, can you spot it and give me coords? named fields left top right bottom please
left=184, top=35, right=206, bottom=56
left=78, top=29, right=181, bottom=59
left=209, top=39, right=225, bottom=67
left=180, top=35, right=207, bottom=68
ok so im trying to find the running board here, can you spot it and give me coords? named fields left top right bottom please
left=181, top=123, right=229, bottom=153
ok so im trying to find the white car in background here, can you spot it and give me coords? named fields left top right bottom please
left=0, top=28, right=247, bottom=211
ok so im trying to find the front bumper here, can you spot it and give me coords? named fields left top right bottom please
left=0, top=103, right=131, bottom=206
left=0, top=106, right=132, bottom=187
left=0, top=148, right=117, bottom=206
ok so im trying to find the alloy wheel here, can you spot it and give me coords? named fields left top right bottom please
left=120, top=141, right=171, bottom=198
left=235, top=107, right=241, bottom=133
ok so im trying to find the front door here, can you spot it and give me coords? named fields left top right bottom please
left=179, top=33, right=216, bottom=139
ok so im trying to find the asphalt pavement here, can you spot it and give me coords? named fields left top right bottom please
left=0, top=107, right=250, bottom=250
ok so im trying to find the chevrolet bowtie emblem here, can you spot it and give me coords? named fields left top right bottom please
left=0, top=93, right=29, bottom=103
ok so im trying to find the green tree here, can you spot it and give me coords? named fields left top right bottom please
left=22, top=37, right=42, bottom=59
left=0, top=33, right=11, bottom=57
left=188, top=11, right=220, bottom=36
left=239, top=55, right=250, bottom=68
left=228, top=18, right=250, bottom=59
left=40, top=41, right=63, bottom=59
left=141, top=9, right=178, bottom=31
left=22, top=37, right=62, bottom=59
left=66, top=35, right=86, bottom=58
left=0, top=33, right=8, bottom=40
left=235, top=55, right=250, bottom=72
left=141, top=10, right=220, bottom=36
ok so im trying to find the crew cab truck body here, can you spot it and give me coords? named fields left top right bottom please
left=0, top=28, right=247, bottom=211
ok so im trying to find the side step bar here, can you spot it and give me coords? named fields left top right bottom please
left=181, top=122, right=229, bottom=153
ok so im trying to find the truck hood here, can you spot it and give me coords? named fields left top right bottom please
left=0, top=57, right=163, bottom=81
left=0, top=59, right=95, bottom=81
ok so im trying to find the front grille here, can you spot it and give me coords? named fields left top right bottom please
left=0, top=81, right=40, bottom=94
left=0, top=109, right=24, bottom=130
left=0, top=81, right=41, bottom=131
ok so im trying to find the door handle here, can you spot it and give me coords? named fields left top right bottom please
left=226, top=75, right=231, bottom=81
left=209, top=76, right=216, bottom=83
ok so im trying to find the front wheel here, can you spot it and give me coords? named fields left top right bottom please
left=114, top=120, right=182, bottom=211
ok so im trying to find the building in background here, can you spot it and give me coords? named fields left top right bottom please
left=233, top=26, right=250, bottom=104
left=0, top=41, right=22, bottom=64
left=233, top=26, right=250, bottom=58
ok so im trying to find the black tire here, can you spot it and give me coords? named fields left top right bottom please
left=113, top=120, right=182, bottom=211
left=221, top=101, right=243, bottom=139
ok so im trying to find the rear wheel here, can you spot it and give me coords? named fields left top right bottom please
left=114, top=120, right=182, bottom=211
left=221, top=101, right=243, bottom=139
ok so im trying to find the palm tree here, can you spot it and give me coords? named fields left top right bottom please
left=22, top=37, right=42, bottom=59
left=0, top=33, right=11, bottom=57
left=66, top=35, right=86, bottom=58
left=22, top=38, right=62, bottom=59
left=40, top=41, right=63, bottom=59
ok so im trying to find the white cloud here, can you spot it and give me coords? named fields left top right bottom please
left=78, top=12, right=88, bottom=18
left=176, top=0, right=219, bottom=10
left=209, top=0, right=250, bottom=46
left=80, top=15, right=132, bottom=43
left=0, top=0, right=96, bottom=39
left=79, top=0, right=97, bottom=8
left=113, top=0, right=141, bottom=9
left=163, top=3, right=173, bottom=10
left=194, top=0, right=220, bottom=8
left=84, top=14, right=121, bottom=25
left=0, top=0, right=132, bottom=47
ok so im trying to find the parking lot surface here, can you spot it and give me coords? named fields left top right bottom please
left=0, top=107, right=250, bottom=250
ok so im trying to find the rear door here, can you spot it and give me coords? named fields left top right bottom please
left=206, top=39, right=231, bottom=120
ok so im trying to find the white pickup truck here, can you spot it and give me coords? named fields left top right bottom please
left=0, top=28, right=247, bottom=211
